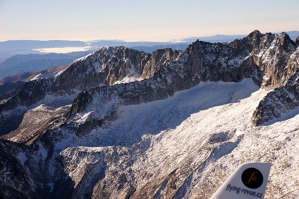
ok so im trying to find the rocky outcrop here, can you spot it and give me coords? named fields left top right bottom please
left=251, top=44, right=299, bottom=126
left=0, top=78, right=54, bottom=135
left=0, top=139, right=36, bottom=199
left=252, top=70, right=299, bottom=126
left=251, top=32, right=296, bottom=87
left=282, top=47, right=299, bottom=83
left=52, top=47, right=151, bottom=90
left=0, top=78, right=53, bottom=112
left=2, top=105, right=69, bottom=145
left=141, top=48, right=182, bottom=79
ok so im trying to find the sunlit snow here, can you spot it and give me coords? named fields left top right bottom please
left=60, top=78, right=299, bottom=198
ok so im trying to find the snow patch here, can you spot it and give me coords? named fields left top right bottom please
left=74, top=111, right=94, bottom=125
left=31, top=71, right=56, bottom=81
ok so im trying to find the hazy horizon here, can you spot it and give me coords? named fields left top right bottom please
left=1, top=30, right=298, bottom=43
left=1, top=0, right=298, bottom=42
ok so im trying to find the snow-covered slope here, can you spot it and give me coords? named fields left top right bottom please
left=62, top=79, right=264, bottom=198
left=60, top=79, right=299, bottom=199
left=1, top=30, right=299, bottom=199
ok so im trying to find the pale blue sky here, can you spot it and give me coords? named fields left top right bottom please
left=0, top=0, right=298, bottom=41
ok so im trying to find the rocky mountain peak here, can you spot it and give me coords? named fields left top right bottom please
left=279, top=32, right=296, bottom=52
left=53, top=46, right=151, bottom=90
left=248, top=31, right=297, bottom=87
left=141, top=48, right=182, bottom=79
left=248, top=29, right=262, bottom=40
left=246, top=30, right=269, bottom=50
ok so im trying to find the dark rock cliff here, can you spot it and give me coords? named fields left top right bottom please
left=252, top=70, right=299, bottom=126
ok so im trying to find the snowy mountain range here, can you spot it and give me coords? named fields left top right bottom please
left=1, top=30, right=299, bottom=199
left=1, top=31, right=298, bottom=80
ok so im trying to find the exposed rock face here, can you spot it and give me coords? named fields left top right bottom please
left=251, top=44, right=299, bottom=125
left=2, top=105, right=69, bottom=145
left=0, top=78, right=54, bottom=135
left=52, top=47, right=151, bottom=90
left=252, top=70, right=299, bottom=126
left=0, top=78, right=54, bottom=112
left=282, top=47, right=299, bottom=83
left=141, top=48, right=182, bottom=79
left=1, top=30, right=299, bottom=198
left=251, top=32, right=297, bottom=87
left=0, top=140, right=37, bottom=199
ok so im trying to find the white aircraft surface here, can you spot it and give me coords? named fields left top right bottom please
left=210, top=163, right=271, bottom=199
